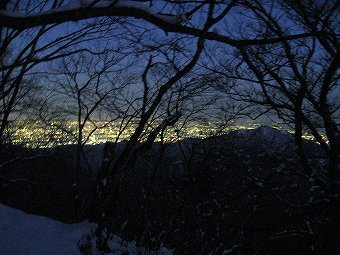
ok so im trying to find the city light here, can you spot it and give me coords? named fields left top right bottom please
left=8, top=120, right=260, bottom=148
left=8, top=120, right=322, bottom=148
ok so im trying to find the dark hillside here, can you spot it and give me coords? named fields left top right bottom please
left=0, top=127, right=338, bottom=254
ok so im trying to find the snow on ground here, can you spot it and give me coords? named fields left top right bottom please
left=0, top=204, right=172, bottom=255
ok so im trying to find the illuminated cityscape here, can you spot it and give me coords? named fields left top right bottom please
left=8, top=119, right=320, bottom=148
left=8, top=120, right=262, bottom=148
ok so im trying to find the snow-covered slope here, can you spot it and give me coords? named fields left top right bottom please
left=0, top=204, right=172, bottom=255
left=0, top=204, right=90, bottom=255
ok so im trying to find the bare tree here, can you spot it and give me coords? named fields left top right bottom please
left=87, top=3, right=231, bottom=249
left=1, top=1, right=312, bottom=45
left=200, top=0, right=338, bottom=189
left=37, top=49, right=132, bottom=220
left=0, top=0, right=127, bottom=147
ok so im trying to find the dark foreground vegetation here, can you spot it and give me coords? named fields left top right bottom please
left=1, top=127, right=339, bottom=255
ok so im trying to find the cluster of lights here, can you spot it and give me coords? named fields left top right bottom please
left=8, top=120, right=321, bottom=148
left=9, top=120, right=233, bottom=148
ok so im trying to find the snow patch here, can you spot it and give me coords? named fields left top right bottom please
left=0, top=203, right=172, bottom=255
